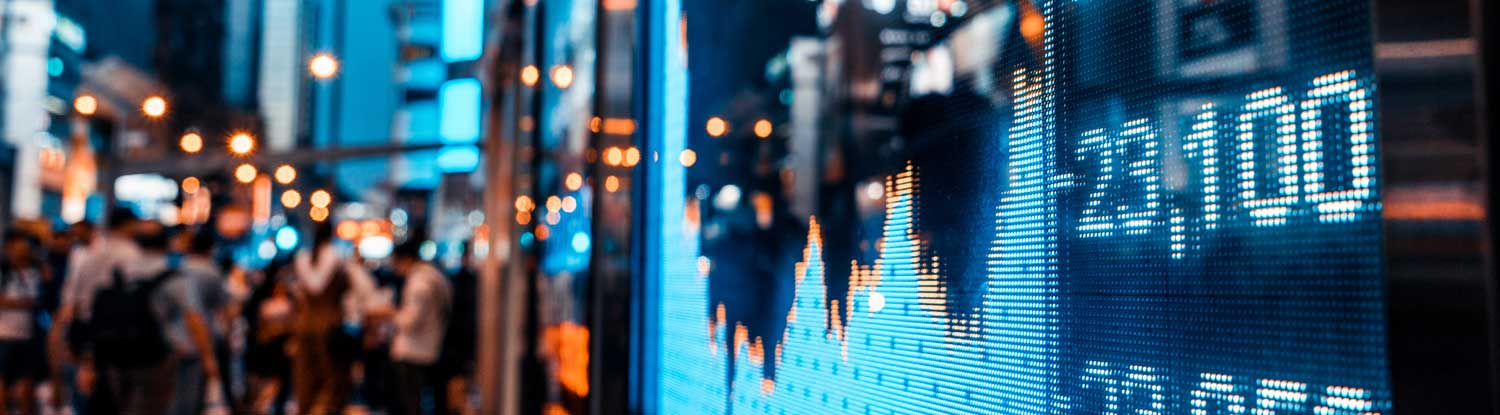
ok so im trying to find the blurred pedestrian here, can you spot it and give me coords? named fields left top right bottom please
left=245, top=260, right=293, bottom=415
left=0, top=232, right=44, bottom=415
left=435, top=241, right=480, bottom=415
left=371, top=238, right=451, bottom=415
left=49, top=208, right=143, bottom=414
left=288, top=223, right=376, bottom=414
left=156, top=228, right=227, bottom=415
left=78, top=222, right=216, bottom=415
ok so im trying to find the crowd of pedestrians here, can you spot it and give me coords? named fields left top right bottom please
left=0, top=208, right=478, bottom=415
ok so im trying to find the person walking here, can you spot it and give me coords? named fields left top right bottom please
left=0, top=232, right=45, bottom=415
left=372, top=239, right=451, bottom=415
left=158, top=229, right=227, bottom=415
left=288, top=223, right=376, bottom=414
left=83, top=222, right=217, bottom=415
left=49, top=208, right=144, bottom=414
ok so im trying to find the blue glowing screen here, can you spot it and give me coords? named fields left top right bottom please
left=654, top=0, right=1388, bottom=413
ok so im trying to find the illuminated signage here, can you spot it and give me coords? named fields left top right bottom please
left=655, top=0, right=1388, bottom=413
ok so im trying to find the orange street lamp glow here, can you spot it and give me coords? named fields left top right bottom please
left=521, top=65, right=540, bottom=87
left=706, top=116, right=728, bottom=137
left=551, top=65, right=574, bottom=89
left=310, top=189, right=332, bottom=208
left=228, top=133, right=256, bottom=155
left=274, top=165, right=297, bottom=184
left=310, top=206, right=330, bottom=222
left=234, top=164, right=258, bottom=184
left=565, top=173, right=583, bottom=191
left=679, top=149, right=697, bottom=167
left=310, top=54, right=340, bottom=79
left=624, top=147, right=641, bottom=167
left=181, top=177, right=201, bottom=194
left=281, top=190, right=302, bottom=208
left=603, top=147, right=623, bottom=166
left=142, top=96, right=168, bottom=118
left=754, top=119, right=773, bottom=139
left=74, top=95, right=98, bottom=116
left=179, top=133, right=204, bottom=153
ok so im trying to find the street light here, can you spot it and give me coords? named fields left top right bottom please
left=310, top=189, right=332, bottom=208
left=179, top=132, right=204, bottom=153
left=228, top=133, right=256, bottom=155
left=520, top=65, right=540, bottom=87
left=281, top=190, right=302, bottom=208
left=274, top=165, right=297, bottom=184
left=706, top=116, right=728, bottom=137
left=309, top=53, right=340, bottom=79
left=754, top=119, right=773, bottom=139
left=551, top=65, right=574, bottom=89
left=235, top=164, right=258, bottom=184
left=181, top=177, right=201, bottom=194
left=142, top=96, right=167, bottom=118
left=73, top=95, right=97, bottom=116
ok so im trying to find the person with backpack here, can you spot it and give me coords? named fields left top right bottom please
left=0, top=232, right=45, bottom=415
left=59, top=220, right=218, bottom=415
left=49, top=208, right=143, bottom=414
left=368, top=238, right=451, bottom=415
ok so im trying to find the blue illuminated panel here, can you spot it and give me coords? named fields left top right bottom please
left=441, top=0, right=484, bottom=62
left=439, top=78, right=482, bottom=144
left=654, top=0, right=1388, bottom=413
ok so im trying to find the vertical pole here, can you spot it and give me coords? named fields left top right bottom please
left=1476, top=0, right=1500, bottom=410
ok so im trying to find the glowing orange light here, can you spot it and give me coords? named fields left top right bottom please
left=280, top=189, right=302, bottom=208
left=565, top=172, right=583, bottom=191
left=360, top=220, right=382, bottom=237
left=623, top=147, right=641, bottom=167
left=179, top=133, right=203, bottom=153
left=73, top=95, right=98, bottom=116
left=602, top=118, right=637, bottom=135
left=309, top=189, right=332, bottom=208
left=309, top=54, right=340, bottom=79
left=679, top=149, right=697, bottom=167
left=515, top=195, right=535, bottom=212
left=274, top=165, right=297, bottom=184
left=181, top=177, right=201, bottom=194
left=142, top=96, right=167, bottom=118
left=336, top=221, right=361, bottom=240
left=590, top=116, right=602, bottom=133
left=546, top=196, right=562, bottom=211
left=604, top=175, right=620, bottom=193
left=535, top=224, right=551, bottom=240
left=705, top=116, right=728, bottom=137
left=516, top=211, right=532, bottom=225
left=551, top=65, right=574, bottom=89
left=234, top=164, right=258, bottom=184
left=603, top=147, right=623, bottom=166
left=753, top=119, right=773, bottom=139
left=228, top=133, right=256, bottom=155
left=309, top=206, right=330, bottom=222
left=561, top=196, right=577, bottom=213
left=520, top=65, right=540, bottom=86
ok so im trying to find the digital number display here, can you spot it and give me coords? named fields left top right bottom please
left=655, top=0, right=1389, bottom=413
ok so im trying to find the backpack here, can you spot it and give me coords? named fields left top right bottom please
left=88, top=267, right=175, bottom=368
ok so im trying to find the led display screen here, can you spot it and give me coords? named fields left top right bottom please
left=654, top=0, right=1389, bottom=413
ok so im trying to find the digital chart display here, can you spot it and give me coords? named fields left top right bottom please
left=655, top=0, right=1390, bottom=413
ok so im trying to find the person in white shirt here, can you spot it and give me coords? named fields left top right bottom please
left=371, top=239, right=451, bottom=415
left=0, top=232, right=44, bottom=415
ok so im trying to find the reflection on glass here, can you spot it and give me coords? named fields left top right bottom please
left=655, top=0, right=1390, bottom=413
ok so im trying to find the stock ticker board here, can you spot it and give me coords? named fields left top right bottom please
left=658, top=0, right=1389, bottom=413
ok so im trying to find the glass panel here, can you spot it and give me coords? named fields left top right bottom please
left=652, top=0, right=1392, bottom=413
